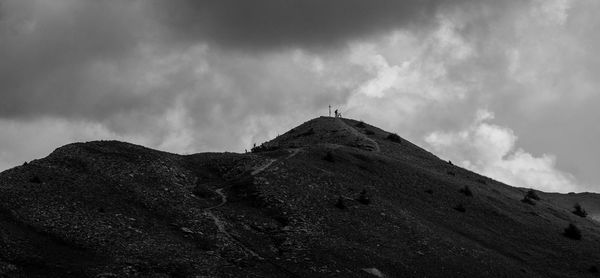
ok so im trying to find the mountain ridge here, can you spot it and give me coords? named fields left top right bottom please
left=0, top=116, right=599, bottom=277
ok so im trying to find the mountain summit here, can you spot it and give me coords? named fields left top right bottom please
left=0, top=117, right=599, bottom=277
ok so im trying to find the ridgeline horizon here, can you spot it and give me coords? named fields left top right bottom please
left=0, top=116, right=599, bottom=277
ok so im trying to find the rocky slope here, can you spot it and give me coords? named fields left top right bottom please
left=1, top=116, right=599, bottom=277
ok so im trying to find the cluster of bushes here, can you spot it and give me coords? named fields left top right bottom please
left=355, top=121, right=366, bottom=128
left=251, top=143, right=279, bottom=153
left=521, top=189, right=540, bottom=205
left=561, top=204, right=589, bottom=240
left=514, top=189, right=586, bottom=240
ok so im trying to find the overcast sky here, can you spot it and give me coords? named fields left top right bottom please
left=1, top=0, right=598, bottom=193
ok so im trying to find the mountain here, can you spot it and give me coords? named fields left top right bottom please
left=1, top=116, right=599, bottom=277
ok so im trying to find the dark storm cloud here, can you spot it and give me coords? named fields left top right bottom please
left=3, top=0, right=599, bottom=194
left=0, top=0, right=468, bottom=120
left=0, top=0, right=162, bottom=119
left=154, top=0, right=468, bottom=50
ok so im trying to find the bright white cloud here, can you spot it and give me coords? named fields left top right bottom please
left=425, top=109, right=580, bottom=193
left=531, top=0, right=572, bottom=26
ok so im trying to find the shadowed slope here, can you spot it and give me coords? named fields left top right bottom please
left=0, top=117, right=599, bottom=277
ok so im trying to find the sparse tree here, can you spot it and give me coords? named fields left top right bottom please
left=335, top=196, right=347, bottom=210
left=386, top=133, right=401, bottom=143
left=573, top=203, right=588, bottom=218
left=459, top=186, right=473, bottom=197
left=299, top=128, right=315, bottom=137
left=323, top=151, right=334, bottom=162
left=563, top=223, right=582, bottom=240
left=521, top=189, right=540, bottom=205
left=357, top=189, right=370, bottom=205
left=525, top=189, right=540, bottom=201
left=29, top=176, right=41, bottom=184
left=521, top=196, right=536, bottom=206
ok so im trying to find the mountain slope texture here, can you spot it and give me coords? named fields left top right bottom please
left=1, top=117, right=599, bottom=277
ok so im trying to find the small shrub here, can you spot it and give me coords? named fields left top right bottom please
left=459, top=186, right=473, bottom=197
left=589, top=266, right=599, bottom=273
left=447, top=160, right=453, bottom=165
left=476, top=179, right=487, bottom=185
left=521, top=196, right=536, bottom=205
left=29, top=176, right=42, bottom=184
left=386, top=133, right=401, bottom=143
left=357, top=189, right=370, bottom=205
left=525, top=189, right=541, bottom=201
left=454, top=204, right=466, bottom=212
left=573, top=203, right=588, bottom=218
left=323, top=151, right=335, bottom=162
left=22, top=161, right=28, bottom=166
left=447, top=171, right=456, bottom=176
left=563, top=223, right=582, bottom=240
left=193, top=184, right=217, bottom=199
left=272, top=214, right=290, bottom=226
left=355, top=121, right=366, bottom=128
left=365, top=130, right=375, bottom=135
left=424, top=189, right=433, bottom=194
left=352, top=153, right=371, bottom=164
left=335, top=197, right=347, bottom=210
left=251, top=143, right=279, bottom=153
left=299, top=128, right=315, bottom=137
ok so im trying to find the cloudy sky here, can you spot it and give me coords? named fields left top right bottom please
left=1, top=0, right=598, bottom=193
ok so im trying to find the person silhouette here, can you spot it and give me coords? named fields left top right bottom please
left=334, top=109, right=338, bottom=117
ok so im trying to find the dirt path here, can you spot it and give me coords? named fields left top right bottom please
left=203, top=188, right=264, bottom=259
left=205, top=188, right=226, bottom=210
left=202, top=148, right=302, bottom=262
left=251, top=148, right=300, bottom=176
left=285, top=148, right=302, bottom=160
left=251, top=159, right=276, bottom=175
left=336, top=118, right=380, bottom=152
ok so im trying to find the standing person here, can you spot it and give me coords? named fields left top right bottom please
left=334, top=109, right=338, bottom=117
left=329, top=105, right=331, bottom=117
